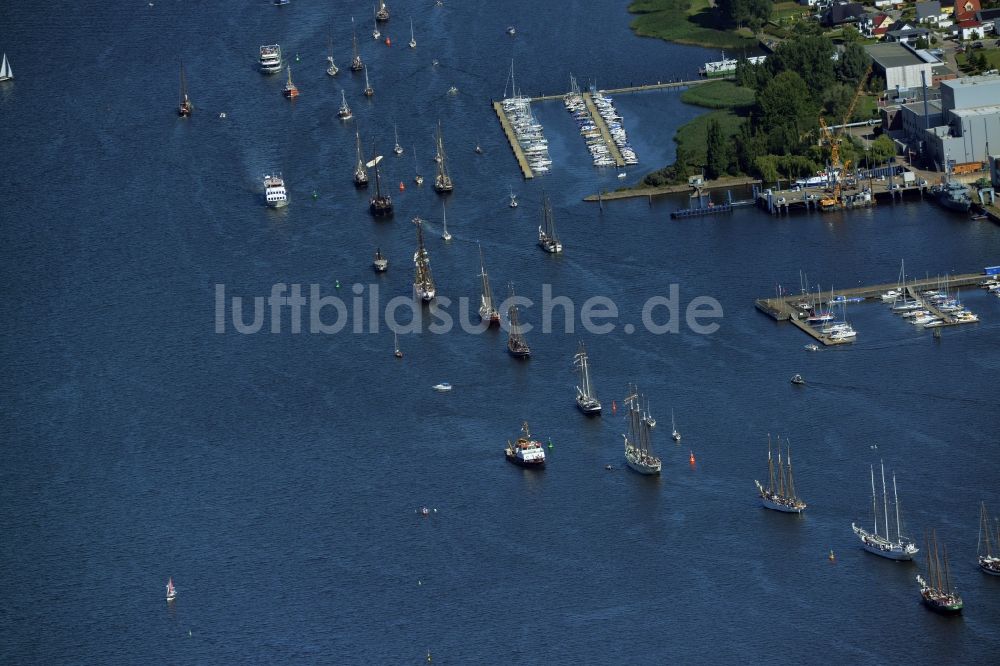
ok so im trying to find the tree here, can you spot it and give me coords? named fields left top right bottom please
left=755, top=70, right=818, bottom=155
left=869, top=134, right=896, bottom=165
left=705, top=119, right=728, bottom=180
left=823, top=83, right=855, bottom=123
left=716, top=0, right=773, bottom=29
left=836, top=42, right=869, bottom=87
left=769, top=34, right=836, bottom=96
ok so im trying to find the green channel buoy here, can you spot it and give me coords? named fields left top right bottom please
left=335, top=280, right=341, bottom=289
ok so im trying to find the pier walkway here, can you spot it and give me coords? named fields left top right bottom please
left=755, top=272, right=984, bottom=345
left=528, top=78, right=714, bottom=103
left=581, top=92, right=624, bottom=168
left=492, top=101, right=534, bottom=180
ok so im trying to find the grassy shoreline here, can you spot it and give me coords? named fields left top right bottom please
left=628, top=0, right=756, bottom=50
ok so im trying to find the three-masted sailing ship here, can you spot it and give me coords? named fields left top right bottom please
left=537, top=193, right=562, bottom=253
left=573, top=342, right=601, bottom=415
left=368, top=145, right=393, bottom=217
left=623, top=385, right=661, bottom=475
left=917, top=529, right=963, bottom=614
left=412, top=217, right=436, bottom=302
left=178, top=64, right=193, bottom=117
left=505, top=421, right=545, bottom=468
left=353, top=131, right=368, bottom=187
left=506, top=284, right=531, bottom=357
left=477, top=245, right=500, bottom=326
left=433, top=121, right=454, bottom=193
left=754, top=435, right=806, bottom=513
left=852, top=461, right=919, bottom=560
left=978, top=502, right=1000, bottom=576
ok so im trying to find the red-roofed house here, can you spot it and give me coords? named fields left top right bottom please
left=861, top=13, right=896, bottom=38
left=954, top=0, right=981, bottom=23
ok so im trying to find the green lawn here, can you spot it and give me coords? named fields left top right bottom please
left=957, top=47, right=1000, bottom=73
left=629, top=0, right=757, bottom=49
left=675, top=109, right=744, bottom=167
left=771, top=1, right=808, bottom=21
left=680, top=80, right=756, bottom=109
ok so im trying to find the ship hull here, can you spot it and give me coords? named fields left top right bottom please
left=576, top=398, right=602, bottom=415
left=505, top=452, right=544, bottom=468
left=979, top=556, right=1000, bottom=576
left=626, top=458, right=661, bottom=475
left=507, top=348, right=530, bottom=358
left=853, top=524, right=917, bottom=560
left=921, top=593, right=963, bottom=614
left=760, top=496, right=805, bottom=513
left=370, top=203, right=393, bottom=217
left=937, top=195, right=971, bottom=213
left=266, top=200, right=288, bottom=209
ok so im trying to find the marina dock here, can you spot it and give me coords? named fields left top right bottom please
left=756, top=173, right=929, bottom=214
left=581, top=92, right=624, bottom=168
left=492, top=101, right=534, bottom=180
left=528, top=78, right=714, bottom=103
left=755, top=272, right=985, bottom=345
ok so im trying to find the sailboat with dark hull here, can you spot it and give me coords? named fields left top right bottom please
left=852, top=461, right=918, bottom=561
left=978, top=502, right=1000, bottom=576
left=412, top=218, right=436, bottom=302
left=623, top=385, right=660, bottom=475
left=537, top=193, right=562, bottom=253
left=573, top=342, right=601, bottom=415
left=178, top=64, right=193, bottom=117
left=433, top=121, right=454, bottom=194
left=353, top=131, right=369, bottom=188
left=506, top=284, right=530, bottom=358
left=754, top=436, right=806, bottom=513
left=375, top=0, right=390, bottom=22
left=368, top=146, right=393, bottom=217
left=477, top=245, right=500, bottom=327
left=917, top=530, right=963, bottom=614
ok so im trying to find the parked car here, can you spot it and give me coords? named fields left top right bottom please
left=972, top=41, right=984, bottom=49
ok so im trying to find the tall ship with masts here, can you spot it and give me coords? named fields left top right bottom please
left=178, top=64, right=193, bottom=117
left=353, top=131, right=368, bottom=187
left=754, top=436, right=806, bottom=513
left=978, top=502, right=1000, bottom=576
left=412, top=218, right=436, bottom=302
left=433, top=121, right=454, bottom=193
left=623, top=386, right=661, bottom=475
left=368, top=146, right=393, bottom=217
left=506, top=284, right=531, bottom=358
left=537, top=193, right=562, bottom=253
left=573, top=342, right=601, bottom=415
left=852, top=461, right=919, bottom=561
left=917, top=530, right=963, bottom=614
left=477, top=244, right=500, bottom=326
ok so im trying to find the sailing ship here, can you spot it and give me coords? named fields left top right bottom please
left=368, top=146, right=392, bottom=216
left=165, top=577, right=177, bottom=602
left=412, top=217, right=436, bottom=302
left=353, top=131, right=369, bottom=188
left=413, top=147, right=424, bottom=185
left=409, top=19, right=416, bottom=48
left=394, top=332, right=403, bottom=358
left=509, top=186, right=518, bottom=208
left=0, top=53, right=13, bottom=82
left=373, top=247, right=388, bottom=272
left=671, top=410, right=681, bottom=442
left=441, top=203, right=451, bottom=241
left=537, top=193, right=562, bottom=253
left=573, top=342, right=602, bottom=414
left=623, top=385, right=661, bottom=475
left=851, top=461, right=919, bottom=560
left=917, top=530, right=963, bottom=614
left=363, top=65, right=374, bottom=97
left=505, top=421, right=546, bottom=468
left=283, top=65, right=299, bottom=98
left=326, top=37, right=339, bottom=76
left=754, top=436, right=806, bottom=513
left=350, top=20, right=364, bottom=71
left=177, top=64, right=193, bottom=117
left=433, top=121, right=454, bottom=193
left=338, top=91, right=353, bottom=120
left=477, top=244, right=501, bottom=326
left=978, top=502, right=1000, bottom=576
left=506, top=284, right=531, bottom=358
left=375, top=0, right=390, bottom=22
left=393, top=124, right=404, bottom=156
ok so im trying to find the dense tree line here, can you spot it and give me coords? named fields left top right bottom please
left=715, top=0, right=772, bottom=31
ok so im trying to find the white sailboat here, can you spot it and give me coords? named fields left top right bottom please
left=326, top=36, right=339, bottom=76
left=978, top=502, right=1000, bottom=576
left=409, top=19, right=417, bottom=48
left=441, top=202, right=451, bottom=241
left=413, top=146, right=424, bottom=185
left=165, top=577, right=177, bottom=602
left=372, top=6, right=381, bottom=39
left=573, top=342, right=602, bottom=414
left=477, top=243, right=500, bottom=326
left=338, top=90, right=352, bottom=120
left=852, top=461, right=919, bottom=561
left=671, top=409, right=681, bottom=442
left=0, top=53, right=14, bottom=82
left=509, top=186, right=518, bottom=208
left=363, top=65, right=374, bottom=97
left=393, top=124, right=404, bottom=156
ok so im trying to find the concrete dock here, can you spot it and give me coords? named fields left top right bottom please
left=529, top=78, right=715, bottom=103
left=757, top=174, right=929, bottom=214
left=755, top=272, right=985, bottom=345
left=492, top=101, right=534, bottom=180
left=581, top=92, right=625, bottom=168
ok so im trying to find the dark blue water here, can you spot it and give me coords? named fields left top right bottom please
left=3, top=1, right=1000, bottom=663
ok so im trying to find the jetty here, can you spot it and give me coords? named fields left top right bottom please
left=529, top=78, right=714, bottom=103
left=582, top=92, right=624, bottom=168
left=757, top=169, right=929, bottom=215
left=755, top=272, right=985, bottom=345
left=492, top=101, right=534, bottom=180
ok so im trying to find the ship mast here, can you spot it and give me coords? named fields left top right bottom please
left=870, top=465, right=879, bottom=537
left=943, top=543, right=954, bottom=596
left=478, top=244, right=494, bottom=312
left=786, top=442, right=797, bottom=501
left=777, top=447, right=786, bottom=497
left=880, top=461, right=890, bottom=542
left=893, top=472, right=903, bottom=543
left=767, top=435, right=776, bottom=495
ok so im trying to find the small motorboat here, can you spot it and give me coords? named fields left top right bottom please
left=447, top=86, right=458, bottom=95
left=791, top=374, right=805, bottom=385
left=804, top=344, right=820, bottom=352
left=506, top=26, right=516, bottom=36
left=605, top=464, right=614, bottom=471
left=432, top=383, right=452, bottom=392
